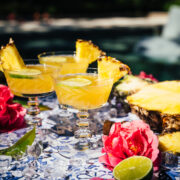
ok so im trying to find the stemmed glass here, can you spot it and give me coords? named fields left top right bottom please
left=53, top=68, right=114, bottom=150
left=3, top=59, right=59, bottom=127
left=38, top=51, right=89, bottom=75
left=38, top=51, right=90, bottom=121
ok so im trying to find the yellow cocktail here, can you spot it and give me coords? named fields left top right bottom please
left=0, top=39, right=60, bottom=126
left=54, top=68, right=113, bottom=150
left=3, top=60, right=59, bottom=126
left=55, top=73, right=113, bottom=110
left=53, top=55, right=130, bottom=150
left=38, top=52, right=89, bottom=75
left=4, top=64, right=56, bottom=97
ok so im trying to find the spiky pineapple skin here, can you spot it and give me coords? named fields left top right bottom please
left=128, top=81, right=180, bottom=133
left=109, top=75, right=152, bottom=117
left=130, top=104, right=162, bottom=132
left=130, top=103, right=180, bottom=133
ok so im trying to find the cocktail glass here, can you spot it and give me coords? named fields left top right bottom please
left=38, top=51, right=89, bottom=120
left=53, top=68, right=114, bottom=150
left=3, top=60, right=59, bottom=126
left=38, top=51, right=89, bottom=75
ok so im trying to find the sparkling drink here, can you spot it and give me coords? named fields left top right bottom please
left=3, top=61, right=59, bottom=126
left=4, top=65, right=56, bottom=97
left=54, top=69, right=113, bottom=149
left=55, top=74, right=113, bottom=110
left=38, top=52, right=89, bottom=75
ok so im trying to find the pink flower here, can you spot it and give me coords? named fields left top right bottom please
left=99, top=120, right=160, bottom=171
left=0, top=85, right=14, bottom=104
left=138, top=71, right=158, bottom=82
left=0, top=85, right=26, bottom=133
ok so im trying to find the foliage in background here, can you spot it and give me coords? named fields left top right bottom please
left=0, top=0, right=179, bottom=19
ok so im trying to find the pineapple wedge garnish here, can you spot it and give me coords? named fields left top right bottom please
left=159, top=131, right=180, bottom=153
left=98, top=56, right=130, bottom=83
left=0, top=38, right=25, bottom=71
left=76, top=39, right=104, bottom=64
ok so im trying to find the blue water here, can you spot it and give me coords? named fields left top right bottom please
left=0, top=27, right=179, bottom=81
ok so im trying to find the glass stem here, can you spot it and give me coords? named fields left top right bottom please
left=27, top=97, right=42, bottom=126
left=58, top=104, right=73, bottom=117
left=76, top=110, right=89, bottom=128
left=61, top=104, right=68, bottom=112
left=75, top=110, right=91, bottom=150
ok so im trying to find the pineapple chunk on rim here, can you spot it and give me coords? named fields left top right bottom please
left=75, top=39, right=105, bottom=64
left=98, top=56, right=130, bottom=83
left=0, top=38, right=25, bottom=71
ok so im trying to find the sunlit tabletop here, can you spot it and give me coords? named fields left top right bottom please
left=0, top=94, right=179, bottom=180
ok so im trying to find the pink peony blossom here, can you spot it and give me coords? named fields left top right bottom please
left=0, top=85, right=26, bottom=133
left=99, top=120, right=160, bottom=171
left=0, top=85, right=14, bottom=104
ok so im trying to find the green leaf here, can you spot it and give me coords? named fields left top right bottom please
left=0, top=127, right=36, bottom=158
left=14, top=99, right=52, bottom=111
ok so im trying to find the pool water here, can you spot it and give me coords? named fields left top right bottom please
left=0, top=27, right=179, bottom=81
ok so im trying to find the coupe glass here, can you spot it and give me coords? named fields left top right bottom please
left=53, top=68, right=114, bottom=150
left=3, top=59, right=59, bottom=126
left=38, top=51, right=89, bottom=120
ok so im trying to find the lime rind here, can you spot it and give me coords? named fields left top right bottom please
left=113, top=156, right=153, bottom=180
left=9, top=69, right=41, bottom=79
left=58, top=77, right=92, bottom=87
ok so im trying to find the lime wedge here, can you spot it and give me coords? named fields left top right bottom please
left=9, top=69, right=41, bottom=79
left=113, top=156, right=153, bottom=180
left=59, top=77, right=92, bottom=87
left=42, top=56, right=67, bottom=63
left=0, top=128, right=35, bottom=159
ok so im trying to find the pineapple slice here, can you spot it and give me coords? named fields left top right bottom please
left=0, top=38, right=25, bottom=71
left=159, top=131, right=180, bottom=153
left=127, top=81, right=180, bottom=115
left=98, top=56, right=130, bottom=83
left=116, top=75, right=150, bottom=96
left=76, top=39, right=104, bottom=64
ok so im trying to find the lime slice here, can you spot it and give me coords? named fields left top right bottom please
left=113, top=156, right=153, bottom=180
left=9, top=69, right=41, bottom=79
left=42, top=56, right=67, bottom=63
left=59, top=77, right=92, bottom=87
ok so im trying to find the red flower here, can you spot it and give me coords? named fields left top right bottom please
left=99, top=120, right=160, bottom=171
left=0, top=85, right=14, bottom=104
left=0, top=85, right=26, bottom=133
left=138, top=71, right=158, bottom=82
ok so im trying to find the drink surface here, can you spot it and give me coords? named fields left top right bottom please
left=54, top=74, right=113, bottom=110
left=5, top=65, right=55, bottom=97
left=39, top=55, right=89, bottom=75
